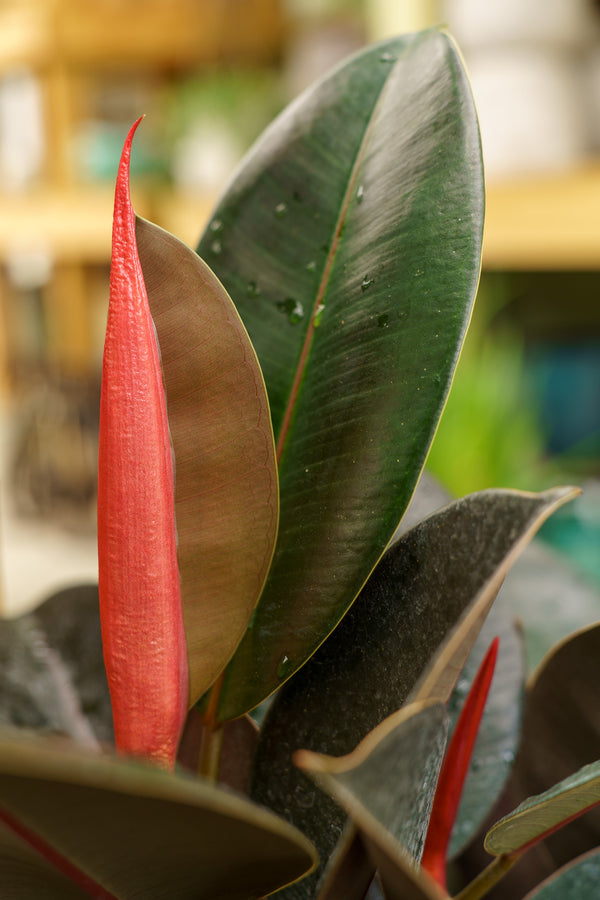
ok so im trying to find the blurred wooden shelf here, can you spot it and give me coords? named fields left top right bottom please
left=0, top=184, right=152, bottom=263
left=0, top=0, right=285, bottom=70
left=0, top=0, right=285, bottom=387
left=484, top=163, right=600, bottom=271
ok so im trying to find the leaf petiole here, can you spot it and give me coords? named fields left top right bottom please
left=452, top=852, right=520, bottom=900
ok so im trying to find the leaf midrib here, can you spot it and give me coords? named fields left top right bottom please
left=274, top=50, right=403, bottom=464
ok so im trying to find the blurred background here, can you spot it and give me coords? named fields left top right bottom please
left=0, top=0, right=598, bottom=615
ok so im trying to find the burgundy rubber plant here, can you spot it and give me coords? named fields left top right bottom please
left=1, top=26, right=600, bottom=900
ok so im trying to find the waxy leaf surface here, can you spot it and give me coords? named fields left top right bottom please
left=136, top=216, right=278, bottom=706
left=297, top=702, right=448, bottom=863
left=485, top=758, right=600, bottom=857
left=298, top=704, right=448, bottom=900
left=0, top=819, right=89, bottom=899
left=250, top=488, right=573, bottom=898
left=197, top=28, right=485, bottom=721
left=0, top=730, right=316, bottom=899
left=522, top=848, right=600, bottom=899
left=412, top=487, right=578, bottom=705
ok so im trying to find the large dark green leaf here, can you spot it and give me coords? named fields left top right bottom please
left=298, top=703, right=449, bottom=900
left=0, top=730, right=316, bottom=899
left=522, top=848, right=600, bottom=899
left=297, top=702, right=448, bottom=863
left=250, top=487, right=574, bottom=899
left=135, top=217, right=279, bottom=706
left=197, top=28, right=484, bottom=721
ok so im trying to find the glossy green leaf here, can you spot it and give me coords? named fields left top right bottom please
left=197, top=27, right=484, bottom=721
left=250, top=487, right=576, bottom=899
left=485, top=758, right=600, bottom=856
left=448, top=593, right=525, bottom=858
left=135, top=216, right=279, bottom=707
left=498, top=622, right=600, bottom=870
left=297, top=702, right=448, bottom=862
left=0, top=730, right=316, bottom=899
left=522, top=848, right=600, bottom=899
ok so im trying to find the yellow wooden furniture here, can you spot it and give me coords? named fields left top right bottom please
left=0, top=0, right=284, bottom=389
left=484, top=164, right=600, bottom=271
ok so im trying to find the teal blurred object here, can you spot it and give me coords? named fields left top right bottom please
left=526, top=341, right=600, bottom=457
left=77, top=122, right=170, bottom=181
left=539, top=486, right=600, bottom=590
left=526, top=341, right=600, bottom=589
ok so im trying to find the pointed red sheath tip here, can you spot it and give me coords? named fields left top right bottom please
left=98, top=118, right=189, bottom=769
left=422, top=638, right=499, bottom=889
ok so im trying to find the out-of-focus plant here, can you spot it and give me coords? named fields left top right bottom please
left=426, top=275, right=555, bottom=497
left=0, top=26, right=597, bottom=900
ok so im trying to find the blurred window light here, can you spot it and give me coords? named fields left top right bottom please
left=0, top=68, right=44, bottom=191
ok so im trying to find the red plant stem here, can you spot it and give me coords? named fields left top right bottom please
left=98, top=117, right=188, bottom=768
left=422, top=637, right=500, bottom=889
left=0, top=805, right=118, bottom=899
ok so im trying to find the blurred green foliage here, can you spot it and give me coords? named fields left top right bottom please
left=426, top=274, right=559, bottom=496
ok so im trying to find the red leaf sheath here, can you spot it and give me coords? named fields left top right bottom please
left=421, top=637, right=499, bottom=889
left=98, top=118, right=189, bottom=768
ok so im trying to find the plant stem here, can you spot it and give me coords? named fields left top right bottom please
left=452, top=853, right=519, bottom=900
left=198, top=673, right=226, bottom=781
left=198, top=723, right=224, bottom=782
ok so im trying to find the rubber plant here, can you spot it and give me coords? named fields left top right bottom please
left=0, top=25, right=597, bottom=900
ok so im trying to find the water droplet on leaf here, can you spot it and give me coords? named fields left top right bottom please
left=314, top=304, right=325, bottom=327
left=209, top=218, right=223, bottom=233
left=379, top=52, right=396, bottom=63
left=277, top=298, right=304, bottom=324
left=356, top=184, right=364, bottom=203
left=377, top=314, right=389, bottom=328
left=211, top=240, right=222, bottom=255
left=275, top=202, right=287, bottom=218
left=277, top=654, right=292, bottom=678
left=361, top=276, right=374, bottom=291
